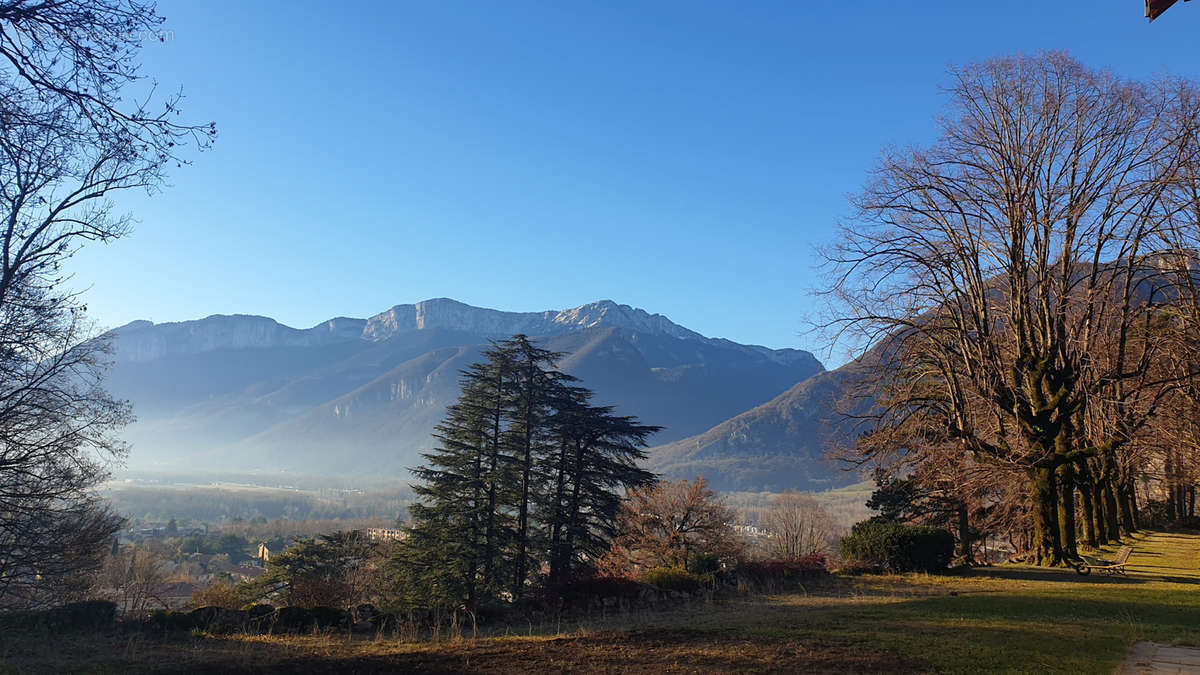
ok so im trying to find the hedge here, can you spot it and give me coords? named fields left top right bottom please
left=839, top=520, right=954, bottom=573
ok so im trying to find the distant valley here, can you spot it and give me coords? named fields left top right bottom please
left=104, top=298, right=861, bottom=491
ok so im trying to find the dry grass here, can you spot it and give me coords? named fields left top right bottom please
left=3, top=531, right=1197, bottom=674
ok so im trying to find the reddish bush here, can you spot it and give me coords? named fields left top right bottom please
left=538, top=574, right=651, bottom=611
left=737, top=554, right=827, bottom=585
left=566, top=575, right=644, bottom=599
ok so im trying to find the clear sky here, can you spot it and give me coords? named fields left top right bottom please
left=65, top=0, right=1200, bottom=361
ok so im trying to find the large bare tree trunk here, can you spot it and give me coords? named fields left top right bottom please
left=1118, top=482, right=1138, bottom=534
left=1057, top=463, right=1078, bottom=559
left=1030, top=467, right=1063, bottom=566
left=1091, top=479, right=1109, bottom=544
left=1102, top=480, right=1122, bottom=540
left=957, top=502, right=972, bottom=561
left=1077, top=461, right=1098, bottom=549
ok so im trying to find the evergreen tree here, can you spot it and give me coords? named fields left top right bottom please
left=242, top=531, right=370, bottom=608
left=394, top=343, right=515, bottom=610
left=544, top=386, right=659, bottom=587
left=501, top=335, right=571, bottom=602
left=396, top=334, right=660, bottom=609
left=464, top=346, right=517, bottom=599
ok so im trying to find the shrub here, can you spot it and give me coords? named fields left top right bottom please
left=690, top=553, right=722, bottom=576
left=354, top=603, right=380, bottom=623
left=644, top=567, right=703, bottom=593
left=243, top=603, right=276, bottom=632
left=307, top=605, right=352, bottom=630
left=270, top=606, right=350, bottom=633
left=839, top=520, right=954, bottom=573
left=737, top=554, right=828, bottom=586
left=46, top=600, right=116, bottom=631
left=564, top=575, right=644, bottom=599
left=1140, top=500, right=1171, bottom=528
left=187, top=606, right=249, bottom=634
left=370, top=611, right=399, bottom=632
left=191, top=582, right=245, bottom=609
left=272, top=606, right=313, bottom=632
left=148, top=609, right=195, bottom=632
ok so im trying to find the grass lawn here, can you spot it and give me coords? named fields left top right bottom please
left=3, top=530, right=1197, bottom=673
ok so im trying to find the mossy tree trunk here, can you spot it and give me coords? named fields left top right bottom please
left=1092, top=481, right=1110, bottom=544
left=1029, top=466, right=1063, bottom=566
left=1076, top=459, right=1098, bottom=549
left=1103, top=480, right=1122, bottom=539
left=1118, top=481, right=1138, bottom=534
left=957, top=502, right=972, bottom=560
left=1056, top=463, right=1078, bottom=559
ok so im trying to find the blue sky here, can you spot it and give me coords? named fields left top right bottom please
left=65, top=0, right=1200, bottom=361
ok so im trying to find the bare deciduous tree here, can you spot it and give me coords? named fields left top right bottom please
left=760, top=492, right=833, bottom=559
left=0, top=0, right=213, bottom=607
left=100, top=546, right=169, bottom=617
left=827, top=52, right=1200, bottom=565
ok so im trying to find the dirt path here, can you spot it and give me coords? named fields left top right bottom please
left=1121, top=642, right=1200, bottom=674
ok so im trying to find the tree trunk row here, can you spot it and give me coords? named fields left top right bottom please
left=1028, top=454, right=1140, bottom=565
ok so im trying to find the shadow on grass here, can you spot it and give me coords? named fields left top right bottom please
left=104, top=629, right=931, bottom=674
left=732, top=582, right=1200, bottom=671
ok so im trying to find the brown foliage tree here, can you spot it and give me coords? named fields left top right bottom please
left=604, top=476, right=743, bottom=574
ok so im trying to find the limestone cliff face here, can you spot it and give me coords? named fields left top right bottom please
left=110, top=315, right=344, bottom=363
left=111, top=298, right=821, bottom=373
left=359, top=298, right=703, bottom=342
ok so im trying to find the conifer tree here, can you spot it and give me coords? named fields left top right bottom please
left=544, top=386, right=659, bottom=587
left=397, top=334, right=660, bottom=609
left=501, top=335, right=572, bottom=602
left=394, top=343, right=515, bottom=610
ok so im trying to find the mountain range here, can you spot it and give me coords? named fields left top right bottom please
left=103, top=298, right=862, bottom=491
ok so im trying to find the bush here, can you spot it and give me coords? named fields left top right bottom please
left=188, top=606, right=248, bottom=634
left=148, top=609, right=195, bottom=632
left=644, top=567, right=703, bottom=593
left=839, top=520, right=954, bottom=573
left=835, top=559, right=879, bottom=576
left=270, top=606, right=351, bottom=633
left=243, top=603, right=276, bottom=631
left=272, top=606, right=313, bottom=632
left=46, top=600, right=116, bottom=631
left=308, top=605, right=352, bottom=630
left=737, top=554, right=827, bottom=586
left=690, top=553, right=722, bottom=576
left=191, top=582, right=245, bottom=609
left=563, top=575, right=644, bottom=599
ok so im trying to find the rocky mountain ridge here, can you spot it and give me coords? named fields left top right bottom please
left=103, top=298, right=837, bottom=489
left=112, top=298, right=817, bottom=370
